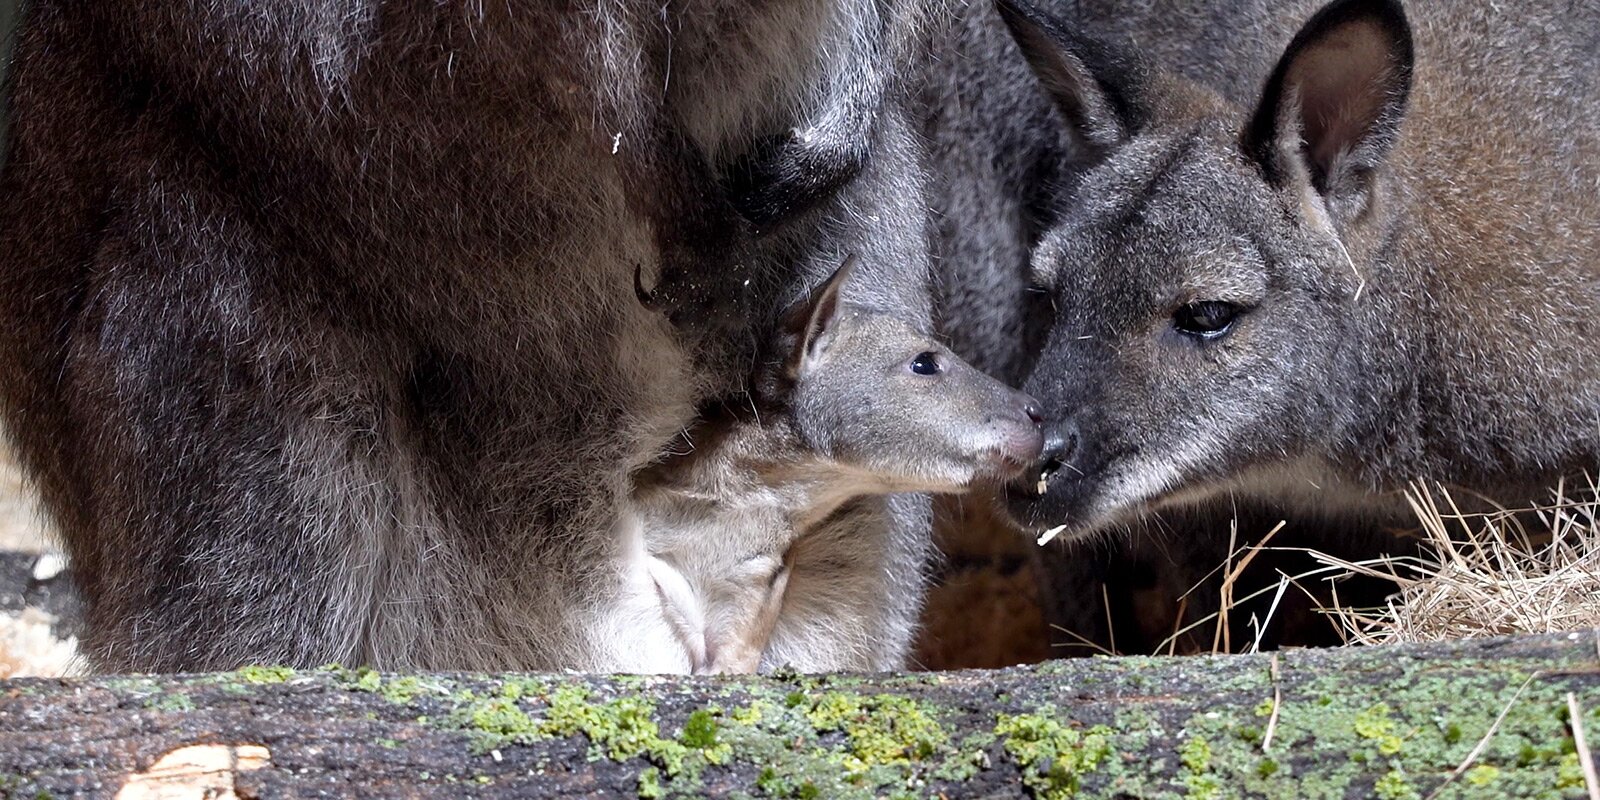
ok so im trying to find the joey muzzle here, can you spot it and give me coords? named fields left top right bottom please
left=979, top=391, right=1046, bottom=480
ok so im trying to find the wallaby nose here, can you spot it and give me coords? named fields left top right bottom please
left=1040, top=422, right=1079, bottom=470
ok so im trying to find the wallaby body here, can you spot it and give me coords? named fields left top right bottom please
left=0, top=0, right=948, bottom=672
left=629, top=258, right=1043, bottom=673
left=990, top=0, right=1599, bottom=540
left=917, top=3, right=1068, bottom=385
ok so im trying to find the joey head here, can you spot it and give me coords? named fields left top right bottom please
left=630, top=254, right=1043, bottom=673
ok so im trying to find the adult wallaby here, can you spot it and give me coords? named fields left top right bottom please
left=992, top=0, right=1600, bottom=541
left=625, top=254, right=1043, bottom=673
left=0, top=0, right=948, bottom=672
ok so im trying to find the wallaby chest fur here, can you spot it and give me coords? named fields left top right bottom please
left=0, top=0, right=947, bottom=671
left=986, top=0, right=1599, bottom=538
left=628, top=419, right=871, bottom=673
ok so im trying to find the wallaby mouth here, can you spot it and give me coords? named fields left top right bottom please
left=1033, top=458, right=1063, bottom=496
left=999, top=424, right=1093, bottom=540
left=1016, top=459, right=1079, bottom=544
left=1002, top=471, right=1076, bottom=542
left=1021, top=425, right=1076, bottom=498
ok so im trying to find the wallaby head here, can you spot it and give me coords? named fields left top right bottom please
left=994, top=0, right=1420, bottom=536
left=774, top=254, right=1046, bottom=493
left=628, top=253, right=1041, bottom=674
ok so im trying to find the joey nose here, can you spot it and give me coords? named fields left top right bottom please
left=996, top=392, right=1045, bottom=469
left=1022, top=400, right=1044, bottom=425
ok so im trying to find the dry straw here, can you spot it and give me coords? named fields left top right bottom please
left=1050, top=477, right=1598, bottom=657
left=1313, top=477, right=1600, bottom=646
left=1158, top=476, right=1596, bottom=655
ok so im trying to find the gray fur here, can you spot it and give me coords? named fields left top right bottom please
left=918, top=2, right=1070, bottom=384
left=989, top=0, right=1600, bottom=539
left=0, top=0, right=949, bottom=672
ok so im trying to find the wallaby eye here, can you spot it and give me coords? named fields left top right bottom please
left=909, top=352, right=942, bottom=376
left=1173, top=301, right=1241, bottom=340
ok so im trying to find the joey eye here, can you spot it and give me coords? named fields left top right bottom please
left=909, top=352, right=942, bottom=376
left=1173, top=301, right=1242, bottom=340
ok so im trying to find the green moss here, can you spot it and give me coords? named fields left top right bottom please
left=498, top=677, right=549, bottom=702
left=1557, top=752, right=1586, bottom=790
left=538, top=685, right=734, bottom=793
left=236, top=665, right=295, bottom=685
left=1178, top=736, right=1224, bottom=799
left=144, top=693, right=196, bottom=712
left=638, top=767, right=664, bottom=799
left=803, top=693, right=948, bottom=773
left=1180, top=737, right=1213, bottom=772
left=415, top=679, right=967, bottom=798
left=1130, top=657, right=1597, bottom=800
left=994, top=712, right=1114, bottom=799
left=381, top=676, right=425, bottom=705
left=1187, top=774, right=1225, bottom=800
left=542, top=686, right=672, bottom=764
left=1464, top=763, right=1500, bottom=787
left=1355, top=703, right=1409, bottom=756
left=100, top=677, right=162, bottom=694
left=731, top=701, right=768, bottom=725
left=354, top=668, right=382, bottom=693
left=1374, top=769, right=1419, bottom=800
left=931, top=732, right=995, bottom=783
left=0, top=775, right=25, bottom=795
left=756, top=766, right=782, bottom=795
left=708, top=688, right=963, bottom=799
left=680, top=710, right=720, bottom=751
left=468, top=697, right=542, bottom=746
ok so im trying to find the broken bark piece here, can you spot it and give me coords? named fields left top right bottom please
left=114, top=744, right=271, bottom=800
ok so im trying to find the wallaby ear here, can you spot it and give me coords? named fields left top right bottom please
left=1243, top=0, right=1413, bottom=204
left=784, top=254, right=857, bottom=378
left=994, top=0, right=1127, bottom=151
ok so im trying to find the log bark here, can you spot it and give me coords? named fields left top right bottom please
left=3, top=633, right=1600, bottom=798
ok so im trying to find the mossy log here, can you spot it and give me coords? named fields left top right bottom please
left=3, top=634, right=1600, bottom=798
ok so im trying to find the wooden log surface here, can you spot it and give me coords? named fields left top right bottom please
left=3, top=633, right=1600, bottom=798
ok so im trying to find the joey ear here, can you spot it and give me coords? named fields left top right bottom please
left=1243, top=0, right=1413, bottom=206
left=995, top=0, right=1128, bottom=151
left=784, top=253, right=858, bottom=378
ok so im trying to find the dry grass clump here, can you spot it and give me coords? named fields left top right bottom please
left=1314, top=478, right=1600, bottom=646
